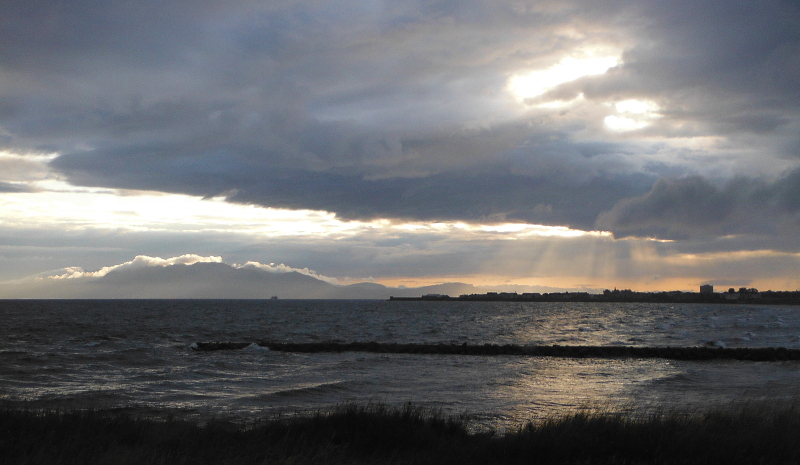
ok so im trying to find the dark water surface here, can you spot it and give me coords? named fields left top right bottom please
left=2, top=299, right=800, bottom=428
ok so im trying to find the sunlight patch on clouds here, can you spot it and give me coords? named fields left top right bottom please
left=1, top=167, right=627, bottom=250
left=508, top=55, right=619, bottom=102
left=533, top=93, right=587, bottom=109
left=604, top=99, right=662, bottom=132
left=0, top=151, right=59, bottom=163
left=389, top=221, right=601, bottom=238
left=479, top=223, right=607, bottom=238
left=0, top=182, right=359, bottom=236
left=673, top=250, right=800, bottom=262
left=0, top=179, right=615, bottom=243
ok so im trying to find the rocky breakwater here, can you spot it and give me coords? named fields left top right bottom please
left=191, top=341, right=800, bottom=361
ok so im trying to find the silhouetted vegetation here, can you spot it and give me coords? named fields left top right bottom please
left=194, top=341, right=800, bottom=361
left=3, top=402, right=800, bottom=464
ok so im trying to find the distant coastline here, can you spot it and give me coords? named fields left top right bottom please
left=390, top=288, right=800, bottom=305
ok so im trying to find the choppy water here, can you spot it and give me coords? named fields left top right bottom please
left=2, top=299, right=800, bottom=429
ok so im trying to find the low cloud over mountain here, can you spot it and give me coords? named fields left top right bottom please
left=0, top=256, right=497, bottom=299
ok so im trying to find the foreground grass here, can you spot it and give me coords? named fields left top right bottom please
left=2, top=402, right=800, bottom=464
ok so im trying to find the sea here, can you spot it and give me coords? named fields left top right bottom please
left=2, top=299, right=800, bottom=430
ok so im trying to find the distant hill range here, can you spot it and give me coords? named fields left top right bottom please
left=0, top=261, right=514, bottom=299
left=6, top=261, right=796, bottom=302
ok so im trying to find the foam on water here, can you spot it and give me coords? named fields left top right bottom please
left=242, top=342, right=270, bottom=352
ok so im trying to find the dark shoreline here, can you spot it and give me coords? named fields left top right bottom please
left=192, top=341, right=800, bottom=361
left=389, top=290, right=800, bottom=305
left=3, top=402, right=800, bottom=464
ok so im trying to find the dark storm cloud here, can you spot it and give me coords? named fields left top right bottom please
left=596, top=168, right=800, bottom=240
left=3, top=0, right=800, bottom=232
left=52, top=125, right=652, bottom=228
left=51, top=142, right=653, bottom=228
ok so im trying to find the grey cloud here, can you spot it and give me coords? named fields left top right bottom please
left=589, top=0, right=800, bottom=138
left=3, top=0, right=800, bottom=232
left=0, top=155, right=52, bottom=182
left=0, top=182, right=38, bottom=193
left=51, top=135, right=653, bottom=229
left=774, top=168, right=800, bottom=212
left=597, top=168, right=800, bottom=240
left=0, top=0, right=223, bottom=71
left=44, top=84, right=660, bottom=227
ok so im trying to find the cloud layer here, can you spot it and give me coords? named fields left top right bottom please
left=597, top=168, right=800, bottom=240
left=2, top=1, right=800, bottom=294
left=1, top=0, right=797, bottom=241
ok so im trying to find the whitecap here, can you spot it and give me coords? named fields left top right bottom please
left=243, top=343, right=270, bottom=352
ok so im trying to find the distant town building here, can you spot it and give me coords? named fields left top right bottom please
left=700, top=284, right=714, bottom=294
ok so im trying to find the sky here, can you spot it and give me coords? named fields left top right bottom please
left=1, top=0, right=800, bottom=296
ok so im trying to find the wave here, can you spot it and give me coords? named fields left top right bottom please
left=252, top=380, right=352, bottom=400
left=190, top=342, right=264, bottom=351
left=242, top=342, right=269, bottom=352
